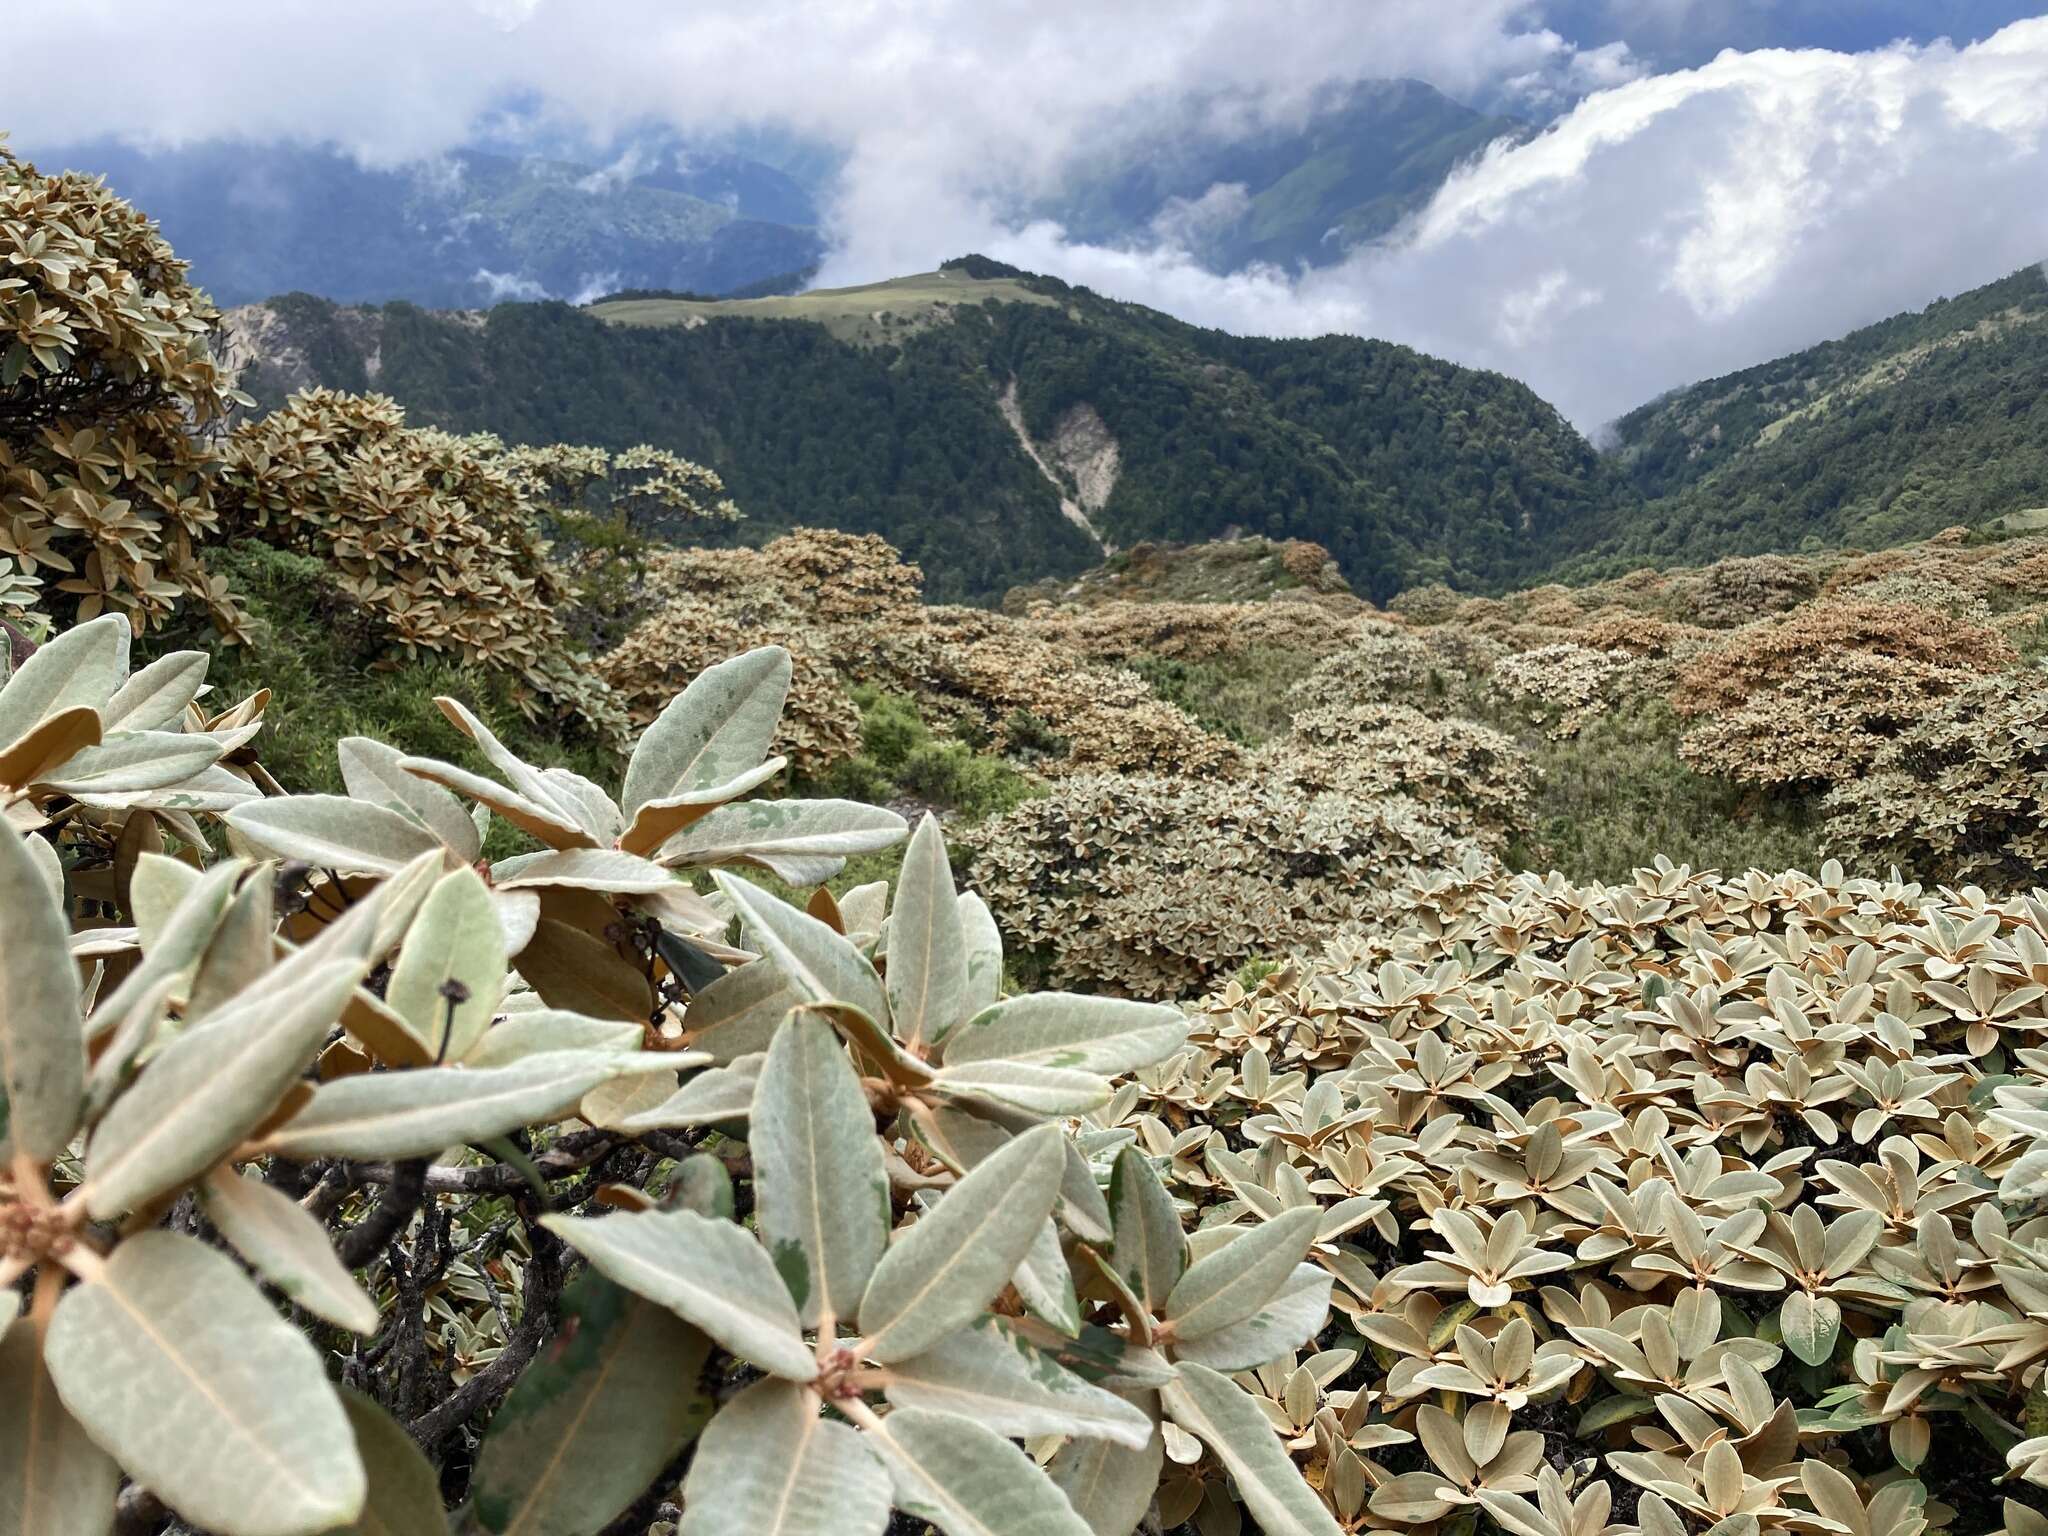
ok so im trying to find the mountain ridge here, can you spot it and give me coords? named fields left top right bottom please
left=226, top=260, right=1621, bottom=604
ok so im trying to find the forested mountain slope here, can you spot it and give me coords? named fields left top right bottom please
left=228, top=261, right=1623, bottom=603
left=1585, top=260, right=2048, bottom=571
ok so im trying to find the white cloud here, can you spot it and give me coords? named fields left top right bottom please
left=8, top=4, right=2046, bottom=432
left=471, top=268, right=547, bottom=303
left=964, top=19, right=2048, bottom=428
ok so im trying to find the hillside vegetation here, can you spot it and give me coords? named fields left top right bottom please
left=231, top=260, right=1626, bottom=603
left=14, top=132, right=2048, bottom=1536
left=1589, top=261, right=2048, bottom=570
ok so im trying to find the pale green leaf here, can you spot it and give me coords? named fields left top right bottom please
left=41, top=731, right=223, bottom=796
left=540, top=1206, right=816, bottom=1381
left=491, top=849, right=680, bottom=894
left=333, top=1389, right=448, bottom=1536
left=201, top=1168, right=379, bottom=1334
left=1779, top=1290, right=1841, bottom=1367
left=0, top=821, right=84, bottom=1160
left=929, top=1059, right=1112, bottom=1117
left=867, top=1406, right=1091, bottom=1536
left=432, top=697, right=603, bottom=842
left=1109, top=1146, right=1185, bottom=1313
left=858, top=1123, right=1064, bottom=1363
left=1014, top=1217, right=1082, bottom=1334
left=99, top=650, right=208, bottom=732
left=716, top=874, right=888, bottom=1025
left=955, top=893, right=1003, bottom=1027
left=887, top=814, right=967, bottom=1050
left=387, top=866, right=506, bottom=1061
left=227, top=794, right=444, bottom=875
left=614, top=1055, right=763, bottom=1129
left=1160, top=1363, right=1343, bottom=1536
left=621, top=646, right=791, bottom=817
left=0, top=612, right=127, bottom=749
left=941, top=994, right=1186, bottom=1075
left=472, top=1275, right=713, bottom=1536
left=44, top=1233, right=365, bottom=1536
left=338, top=735, right=480, bottom=862
left=677, top=1377, right=888, bottom=1536
left=885, top=1316, right=1152, bottom=1447
left=669, top=799, right=906, bottom=885
left=1170, top=1263, right=1333, bottom=1372
left=0, top=1323, right=122, bottom=1536
left=85, top=955, right=363, bottom=1217
left=753, top=1013, right=890, bottom=1327
left=1163, top=1207, right=1322, bottom=1343
left=462, top=1011, right=644, bottom=1068
left=1048, top=1407, right=1163, bottom=1536
left=260, top=1051, right=636, bottom=1161
left=679, top=960, right=795, bottom=1062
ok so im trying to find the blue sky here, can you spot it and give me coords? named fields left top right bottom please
left=1544, top=0, right=2046, bottom=64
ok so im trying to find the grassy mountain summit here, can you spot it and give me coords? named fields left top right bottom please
left=1586, top=259, right=2048, bottom=571
left=229, top=259, right=1624, bottom=603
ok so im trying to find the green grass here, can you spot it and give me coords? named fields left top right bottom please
left=1504, top=697, right=1825, bottom=882
left=588, top=269, right=1060, bottom=346
left=150, top=543, right=623, bottom=861
left=1125, top=648, right=1324, bottom=746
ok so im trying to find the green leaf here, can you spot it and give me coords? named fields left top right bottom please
left=386, top=866, right=506, bottom=1061
left=929, top=1060, right=1112, bottom=1117
left=679, top=959, right=795, bottom=1062
left=85, top=955, right=364, bottom=1217
left=432, top=697, right=607, bottom=843
left=677, top=1378, right=889, bottom=1536
left=940, top=994, right=1186, bottom=1075
left=0, top=612, right=127, bottom=749
left=41, top=731, right=224, bottom=796
left=954, top=893, right=1003, bottom=1029
left=717, top=874, right=889, bottom=1026
left=491, top=849, right=681, bottom=893
left=1162, top=1207, right=1321, bottom=1343
left=1779, top=1290, right=1842, bottom=1367
left=338, top=735, right=480, bottom=861
left=1170, top=1263, right=1332, bottom=1372
left=333, top=1389, right=448, bottom=1536
left=867, top=1406, right=1091, bottom=1536
left=615, top=1054, right=764, bottom=1129
left=1109, top=1146, right=1185, bottom=1313
left=461, top=1011, right=645, bottom=1068
left=884, top=1316, right=1153, bottom=1447
left=887, top=814, right=967, bottom=1050
left=1048, top=1409, right=1163, bottom=1536
left=200, top=1168, right=379, bottom=1334
left=621, top=646, right=791, bottom=817
left=1577, top=1394, right=1656, bottom=1433
left=44, top=1233, right=365, bottom=1536
left=472, top=1275, right=713, bottom=1536
left=0, top=1323, right=122, bottom=1536
left=753, top=1013, right=890, bottom=1327
left=0, top=822, right=84, bottom=1161
left=1014, top=1217, right=1082, bottom=1334
left=671, top=799, right=906, bottom=885
left=100, top=650, right=208, bottom=732
left=1160, top=1363, right=1343, bottom=1536
left=858, top=1123, right=1065, bottom=1363
left=227, top=794, right=446, bottom=875
left=260, top=1051, right=636, bottom=1160
left=540, top=1206, right=817, bottom=1381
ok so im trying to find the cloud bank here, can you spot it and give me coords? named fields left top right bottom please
left=9, top=3, right=2048, bottom=428
left=968, top=20, right=2048, bottom=426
